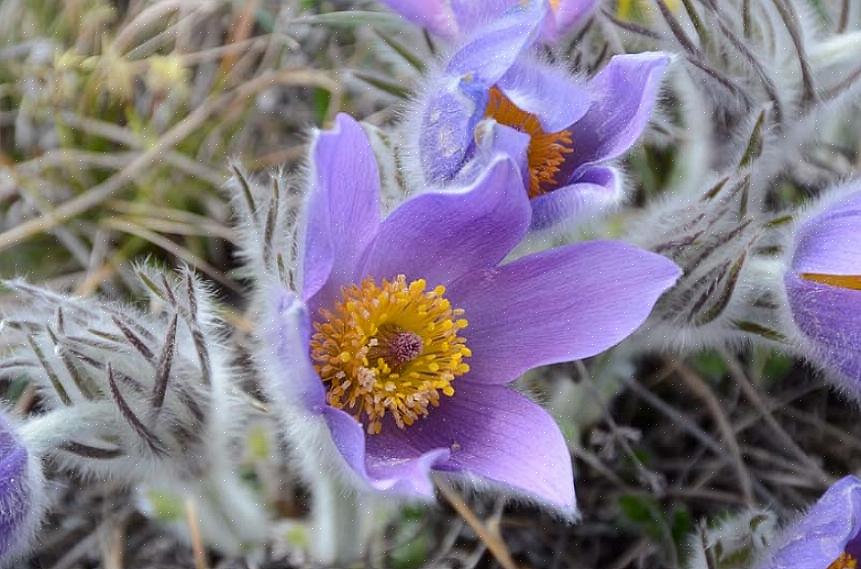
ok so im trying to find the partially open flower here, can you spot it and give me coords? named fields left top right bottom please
left=756, top=476, right=861, bottom=569
left=257, top=113, right=680, bottom=513
left=0, top=411, right=45, bottom=568
left=405, top=4, right=669, bottom=231
left=378, top=0, right=597, bottom=43
left=783, top=185, right=861, bottom=391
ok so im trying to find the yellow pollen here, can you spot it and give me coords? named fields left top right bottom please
left=802, top=273, right=861, bottom=291
left=484, top=86, right=574, bottom=199
left=828, top=552, right=858, bottom=569
left=309, top=275, right=471, bottom=435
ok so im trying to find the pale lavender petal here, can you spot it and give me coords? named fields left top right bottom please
left=497, top=59, right=591, bottom=132
left=467, top=121, right=530, bottom=189
left=301, top=114, right=380, bottom=311
left=761, top=476, right=861, bottom=569
left=445, top=1, right=547, bottom=82
left=378, top=0, right=458, bottom=37
left=449, top=0, right=520, bottom=34
left=542, top=0, right=599, bottom=40
left=368, top=382, right=576, bottom=510
left=530, top=166, right=622, bottom=231
left=0, top=413, right=41, bottom=563
left=565, top=53, right=670, bottom=177
left=322, top=407, right=449, bottom=497
left=785, top=273, right=861, bottom=383
left=447, top=240, right=681, bottom=384
left=361, top=156, right=530, bottom=287
left=258, top=287, right=326, bottom=412
left=792, top=193, right=861, bottom=276
left=419, top=78, right=486, bottom=184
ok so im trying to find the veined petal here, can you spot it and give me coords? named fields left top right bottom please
left=301, top=114, right=381, bottom=311
left=369, top=382, right=576, bottom=511
left=785, top=273, right=861, bottom=383
left=448, top=240, right=681, bottom=384
left=322, top=407, right=449, bottom=497
left=761, top=476, right=861, bottom=569
left=497, top=58, right=591, bottom=133
left=792, top=194, right=861, bottom=276
left=377, top=0, right=459, bottom=37
left=258, top=286, right=326, bottom=413
left=530, top=165, right=623, bottom=231
left=565, top=53, right=670, bottom=176
left=361, top=156, right=531, bottom=287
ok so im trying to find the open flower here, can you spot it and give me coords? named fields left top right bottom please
left=783, top=185, right=861, bottom=391
left=257, top=113, right=680, bottom=512
left=756, top=476, right=861, bottom=569
left=378, top=0, right=597, bottom=43
left=406, top=3, right=669, bottom=232
left=0, top=412, right=45, bottom=567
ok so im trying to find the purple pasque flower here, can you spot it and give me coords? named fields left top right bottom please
left=757, top=475, right=861, bottom=569
left=783, top=184, right=861, bottom=391
left=0, top=411, right=45, bottom=566
left=378, top=0, right=598, bottom=43
left=258, top=113, right=680, bottom=512
left=408, top=3, right=670, bottom=232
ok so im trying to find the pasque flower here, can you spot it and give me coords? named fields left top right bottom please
left=784, top=185, right=861, bottom=390
left=405, top=2, right=669, bottom=231
left=0, top=412, right=45, bottom=567
left=258, top=113, right=680, bottom=511
left=755, top=475, right=861, bottom=569
left=378, top=0, right=597, bottom=43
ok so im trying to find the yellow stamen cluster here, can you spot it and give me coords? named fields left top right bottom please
left=802, top=273, right=861, bottom=291
left=484, top=86, right=574, bottom=199
left=310, top=275, right=471, bottom=435
left=828, top=552, right=858, bottom=569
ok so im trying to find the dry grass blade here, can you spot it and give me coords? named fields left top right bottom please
left=673, top=362, right=755, bottom=505
left=0, top=69, right=340, bottom=253
left=184, top=497, right=210, bottom=569
left=435, top=478, right=519, bottom=569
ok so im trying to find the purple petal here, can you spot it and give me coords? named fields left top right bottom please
left=0, top=413, right=40, bottom=563
left=378, top=0, right=458, bottom=37
left=258, top=287, right=325, bottom=412
left=449, top=0, right=521, bottom=34
left=530, top=166, right=623, bottom=231
left=763, top=476, right=861, bottom=568
left=497, top=59, right=591, bottom=132
left=542, top=0, right=599, bottom=41
left=792, top=191, right=861, bottom=276
left=445, top=1, right=547, bottom=82
left=323, top=406, right=449, bottom=497
left=361, top=156, right=531, bottom=287
left=467, top=121, right=530, bottom=189
left=785, top=273, right=861, bottom=383
left=368, top=382, right=576, bottom=510
left=301, top=113, right=381, bottom=312
left=565, top=53, right=670, bottom=176
left=419, top=77, right=486, bottom=184
left=447, top=240, right=681, bottom=384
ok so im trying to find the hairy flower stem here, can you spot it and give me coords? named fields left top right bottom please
left=310, top=474, right=376, bottom=565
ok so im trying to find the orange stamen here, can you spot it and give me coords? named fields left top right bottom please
left=828, top=552, right=858, bottom=569
left=802, top=273, right=861, bottom=291
left=484, top=86, right=574, bottom=199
